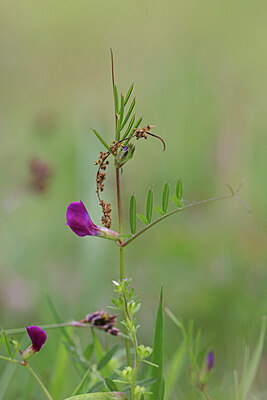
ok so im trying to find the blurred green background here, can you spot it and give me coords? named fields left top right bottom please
left=0, top=0, right=266, bottom=398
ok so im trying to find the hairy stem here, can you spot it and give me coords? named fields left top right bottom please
left=112, top=49, right=132, bottom=366
left=122, top=193, right=234, bottom=248
left=26, top=364, right=53, bottom=400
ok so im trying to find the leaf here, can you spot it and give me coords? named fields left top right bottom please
left=124, top=83, right=134, bottom=106
left=0, top=363, right=16, bottom=400
left=113, top=85, right=119, bottom=114
left=84, top=343, right=94, bottom=361
left=91, top=330, right=113, bottom=378
left=65, top=392, right=127, bottom=400
left=162, top=182, right=169, bottom=214
left=150, top=286, right=164, bottom=400
left=116, top=118, right=121, bottom=141
left=72, top=368, right=91, bottom=396
left=171, top=196, right=182, bottom=208
left=176, top=179, right=183, bottom=200
left=137, top=214, right=148, bottom=225
left=2, top=330, right=11, bottom=357
left=165, top=342, right=186, bottom=399
left=104, top=377, right=118, bottom=392
left=154, top=206, right=165, bottom=216
left=119, top=95, right=124, bottom=124
left=121, top=97, right=135, bottom=130
left=97, top=345, right=119, bottom=371
left=91, top=129, right=111, bottom=153
left=129, top=195, right=136, bottom=234
left=158, top=378, right=165, bottom=400
left=121, top=115, right=135, bottom=141
left=146, top=189, right=153, bottom=224
left=124, top=117, right=142, bottom=146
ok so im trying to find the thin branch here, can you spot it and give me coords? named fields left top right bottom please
left=122, top=193, right=233, bottom=248
left=121, top=181, right=250, bottom=247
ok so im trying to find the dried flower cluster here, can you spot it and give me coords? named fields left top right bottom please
left=94, top=151, right=113, bottom=228
left=80, top=310, right=119, bottom=336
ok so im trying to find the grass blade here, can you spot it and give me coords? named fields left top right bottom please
left=150, top=286, right=164, bottom=400
left=165, top=342, right=186, bottom=398
left=129, top=195, right=136, bottom=234
left=124, top=83, right=134, bottom=106
left=91, top=129, right=111, bottom=153
left=104, top=377, right=118, bottom=392
left=146, top=189, right=153, bottom=223
left=162, top=182, right=169, bottom=214
left=121, top=97, right=135, bottom=130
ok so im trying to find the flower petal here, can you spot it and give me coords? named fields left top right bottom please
left=66, top=201, right=99, bottom=237
left=26, top=326, right=47, bottom=352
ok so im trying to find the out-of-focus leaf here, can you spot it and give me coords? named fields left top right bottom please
left=1, top=330, right=11, bottom=357
left=0, top=363, right=16, bottom=400
left=121, top=98, right=135, bottom=130
left=158, top=378, right=165, bottom=400
left=84, top=343, right=94, bottom=361
left=113, top=85, right=119, bottom=114
left=65, top=392, right=127, bottom=400
left=137, top=214, right=148, bottom=225
left=50, top=343, right=69, bottom=399
left=104, top=377, right=118, bottom=392
left=124, top=84, right=134, bottom=106
left=146, top=189, right=153, bottom=223
left=97, top=345, right=119, bottom=371
left=176, top=179, right=183, bottom=200
left=162, top=182, right=169, bottom=214
left=72, top=368, right=91, bottom=396
left=91, top=129, right=111, bottom=153
left=129, top=195, right=136, bottom=234
left=91, top=330, right=113, bottom=378
left=150, top=286, right=164, bottom=400
left=165, top=342, right=186, bottom=398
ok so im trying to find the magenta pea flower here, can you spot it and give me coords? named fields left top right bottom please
left=66, top=201, right=120, bottom=241
left=22, top=326, right=47, bottom=360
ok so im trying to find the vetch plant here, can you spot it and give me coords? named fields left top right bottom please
left=1, top=51, right=263, bottom=400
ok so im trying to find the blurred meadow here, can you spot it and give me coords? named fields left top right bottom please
left=0, top=0, right=266, bottom=398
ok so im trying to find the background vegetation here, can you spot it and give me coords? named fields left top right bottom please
left=0, top=0, right=266, bottom=398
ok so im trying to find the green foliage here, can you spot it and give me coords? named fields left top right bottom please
left=146, top=189, right=153, bottom=223
left=129, top=195, right=136, bottom=234
left=65, top=393, right=127, bottom=400
left=91, top=129, right=112, bottom=153
left=150, top=286, right=164, bottom=400
left=234, top=317, right=266, bottom=400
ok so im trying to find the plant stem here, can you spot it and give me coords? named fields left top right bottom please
left=0, top=356, right=53, bottom=400
left=26, top=364, right=53, bottom=400
left=0, top=354, right=24, bottom=366
left=122, top=193, right=234, bottom=248
left=111, top=49, right=132, bottom=366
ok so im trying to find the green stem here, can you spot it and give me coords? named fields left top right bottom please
left=0, top=354, right=24, bottom=366
left=26, top=364, right=53, bottom=400
left=122, top=193, right=233, bottom=248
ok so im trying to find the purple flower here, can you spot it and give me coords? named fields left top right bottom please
left=206, top=351, right=214, bottom=371
left=22, top=326, right=47, bottom=360
left=27, top=326, right=47, bottom=352
left=66, top=201, right=119, bottom=241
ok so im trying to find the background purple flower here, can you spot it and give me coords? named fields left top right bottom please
left=26, top=326, right=47, bottom=352
left=206, top=350, right=214, bottom=371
